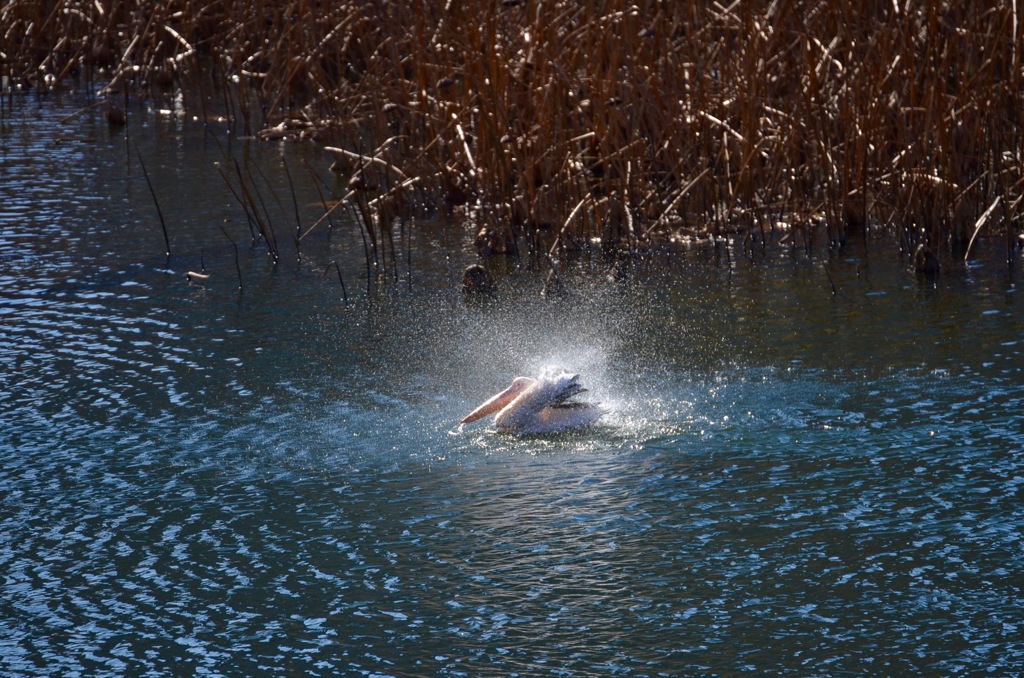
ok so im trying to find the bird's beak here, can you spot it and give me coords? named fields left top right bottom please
left=460, top=379, right=529, bottom=424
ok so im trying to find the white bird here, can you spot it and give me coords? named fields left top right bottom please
left=460, top=369, right=606, bottom=435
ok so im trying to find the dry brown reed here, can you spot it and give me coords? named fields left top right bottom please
left=5, top=0, right=1023, bottom=265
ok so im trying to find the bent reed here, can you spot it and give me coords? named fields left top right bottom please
left=4, top=0, right=1023, bottom=265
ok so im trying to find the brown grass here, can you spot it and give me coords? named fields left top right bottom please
left=4, top=0, right=1023, bottom=266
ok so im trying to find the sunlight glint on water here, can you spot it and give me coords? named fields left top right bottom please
left=1, top=91, right=1022, bottom=676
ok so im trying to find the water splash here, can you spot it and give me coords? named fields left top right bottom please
left=439, top=282, right=636, bottom=410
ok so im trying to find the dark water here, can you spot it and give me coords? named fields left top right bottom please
left=2, top=91, right=1023, bottom=676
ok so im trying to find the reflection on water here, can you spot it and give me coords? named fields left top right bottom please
left=2, top=90, right=1024, bottom=676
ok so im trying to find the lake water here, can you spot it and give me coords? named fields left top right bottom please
left=2, top=90, right=1023, bottom=676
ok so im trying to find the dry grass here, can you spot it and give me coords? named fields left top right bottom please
left=5, top=0, right=1023, bottom=266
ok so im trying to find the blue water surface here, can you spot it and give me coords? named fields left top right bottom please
left=1, top=90, right=1023, bottom=676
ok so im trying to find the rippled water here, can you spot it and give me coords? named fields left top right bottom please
left=2, top=91, right=1024, bottom=676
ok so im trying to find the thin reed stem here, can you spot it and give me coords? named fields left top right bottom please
left=133, top=143, right=171, bottom=259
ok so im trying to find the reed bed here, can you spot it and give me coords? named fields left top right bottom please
left=4, top=0, right=1023, bottom=267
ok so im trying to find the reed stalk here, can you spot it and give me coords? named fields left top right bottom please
left=5, top=0, right=1023, bottom=265
left=133, top=143, right=171, bottom=259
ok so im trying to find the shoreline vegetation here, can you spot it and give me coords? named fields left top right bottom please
left=4, top=1, right=1024, bottom=273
